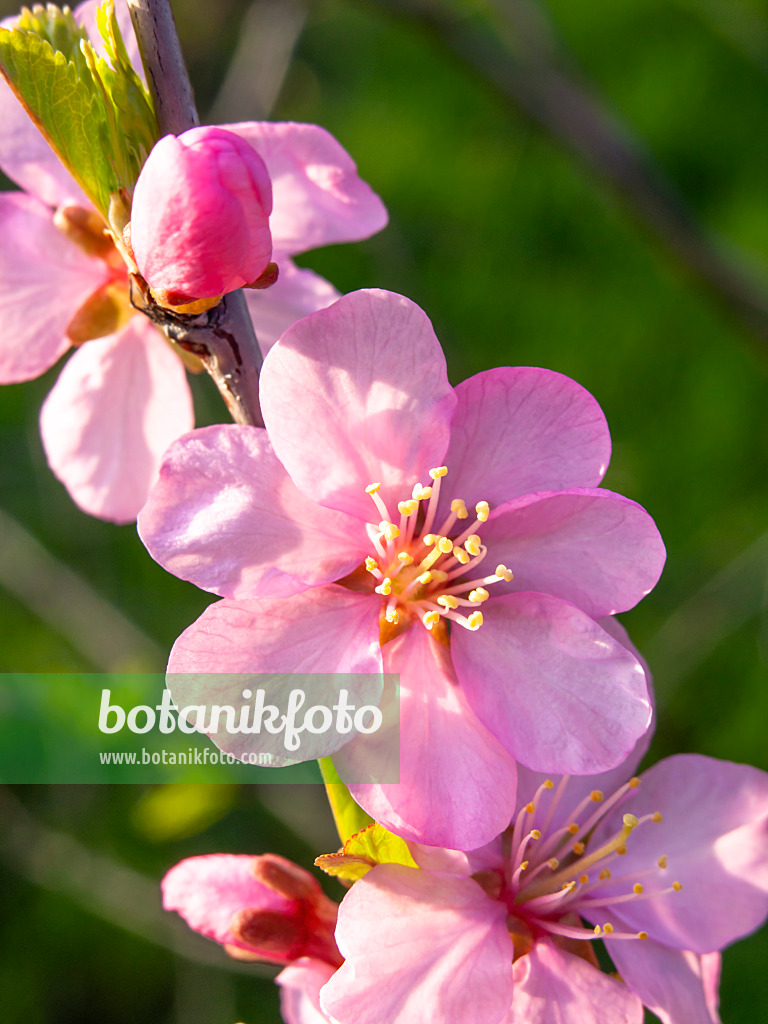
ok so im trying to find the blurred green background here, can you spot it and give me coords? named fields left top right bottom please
left=2, top=0, right=768, bottom=1020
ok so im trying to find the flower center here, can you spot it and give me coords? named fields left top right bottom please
left=363, top=467, right=513, bottom=636
left=478, top=775, right=682, bottom=951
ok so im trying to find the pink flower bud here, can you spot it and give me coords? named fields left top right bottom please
left=130, top=126, right=273, bottom=302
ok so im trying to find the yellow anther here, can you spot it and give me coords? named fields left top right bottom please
left=525, top=802, right=535, bottom=814
left=629, top=777, right=641, bottom=789
left=633, top=883, right=644, bottom=895
left=423, top=534, right=437, bottom=546
left=422, top=611, right=440, bottom=629
left=365, top=482, right=381, bottom=494
left=657, top=855, right=668, bottom=870
left=544, top=780, right=554, bottom=789
left=385, top=606, right=401, bottom=624
left=469, top=587, right=490, bottom=603
left=375, top=578, right=392, bottom=596
left=438, top=536, right=454, bottom=554
left=412, top=483, right=432, bottom=501
left=579, top=874, right=589, bottom=885
left=451, top=498, right=469, bottom=519
left=438, top=595, right=460, bottom=610
left=590, top=791, right=603, bottom=803
left=453, top=546, right=470, bottom=564
left=465, top=535, right=482, bottom=557
left=495, top=564, right=513, bottom=582
left=593, top=925, right=602, bottom=937
left=379, top=521, right=400, bottom=541
left=603, top=923, right=614, bottom=935
left=475, top=501, right=490, bottom=522
left=418, top=571, right=433, bottom=585
left=573, top=842, right=586, bottom=856
left=429, top=466, right=448, bottom=479
left=398, top=500, right=419, bottom=516
left=567, top=824, right=580, bottom=835
left=365, top=557, right=379, bottom=572
left=638, top=931, right=648, bottom=940
left=519, top=860, right=529, bottom=872
left=467, top=611, right=484, bottom=630
left=561, top=881, right=576, bottom=892
left=431, top=570, right=448, bottom=583
left=398, top=552, right=414, bottom=565
left=672, top=881, right=683, bottom=892
left=530, top=830, right=541, bottom=841
left=651, top=812, right=663, bottom=823
left=599, top=869, right=612, bottom=881
left=616, top=846, right=627, bottom=856
left=547, top=858, right=560, bottom=871
left=622, top=813, right=639, bottom=830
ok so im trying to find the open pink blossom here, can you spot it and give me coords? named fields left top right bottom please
left=130, top=126, right=274, bottom=302
left=0, top=4, right=387, bottom=522
left=320, top=753, right=768, bottom=1024
left=162, top=853, right=340, bottom=1024
left=139, top=288, right=665, bottom=849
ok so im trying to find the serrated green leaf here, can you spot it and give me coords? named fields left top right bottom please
left=315, top=822, right=419, bottom=884
left=0, top=2, right=157, bottom=217
left=319, top=755, right=374, bottom=843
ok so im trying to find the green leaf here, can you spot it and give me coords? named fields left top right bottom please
left=319, top=755, right=374, bottom=843
left=0, top=2, right=157, bottom=217
left=315, top=822, right=419, bottom=884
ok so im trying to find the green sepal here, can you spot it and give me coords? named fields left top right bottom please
left=0, top=2, right=157, bottom=217
left=315, top=822, right=419, bottom=884
left=319, top=755, right=374, bottom=844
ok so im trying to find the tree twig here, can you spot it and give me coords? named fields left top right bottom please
left=127, top=0, right=265, bottom=426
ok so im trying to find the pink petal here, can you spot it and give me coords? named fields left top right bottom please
left=483, top=489, right=666, bottom=617
left=261, top=289, right=456, bottom=520
left=0, top=193, right=106, bottom=381
left=167, top=588, right=382, bottom=676
left=245, top=258, right=340, bottom=357
left=600, top=925, right=721, bottom=1024
left=225, top=121, right=388, bottom=256
left=442, top=367, right=611, bottom=510
left=131, top=127, right=273, bottom=299
left=588, top=754, right=768, bottom=953
left=278, top=958, right=337, bottom=1024
left=162, top=853, right=294, bottom=949
left=0, top=75, right=86, bottom=207
left=348, top=626, right=518, bottom=850
left=504, top=940, right=644, bottom=1024
left=138, top=425, right=369, bottom=599
left=321, top=864, right=514, bottom=1024
left=452, top=592, right=651, bottom=775
left=39, top=318, right=194, bottom=522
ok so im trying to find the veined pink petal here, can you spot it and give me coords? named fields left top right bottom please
left=167, top=588, right=382, bottom=676
left=39, top=319, right=194, bottom=522
left=483, top=489, right=666, bottom=617
left=162, top=853, right=295, bottom=950
left=588, top=754, right=768, bottom=953
left=600, top=925, right=721, bottom=1024
left=226, top=121, right=388, bottom=256
left=0, top=193, right=106, bottom=381
left=138, top=425, right=369, bottom=600
left=261, top=289, right=456, bottom=520
left=244, top=259, right=340, bottom=357
left=441, top=367, right=611, bottom=510
left=278, top=958, right=337, bottom=1024
left=131, top=127, right=273, bottom=299
left=321, top=864, right=514, bottom=1024
left=504, top=940, right=644, bottom=1024
left=451, top=592, right=651, bottom=775
left=349, top=627, right=518, bottom=850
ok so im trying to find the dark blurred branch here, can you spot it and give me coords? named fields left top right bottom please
left=371, top=0, right=768, bottom=349
left=127, top=0, right=265, bottom=425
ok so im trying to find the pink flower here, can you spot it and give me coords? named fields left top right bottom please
left=320, top=753, right=768, bottom=1024
left=0, top=3, right=387, bottom=522
left=130, top=126, right=274, bottom=303
left=162, top=853, right=340, bottom=1024
left=139, top=288, right=665, bottom=849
